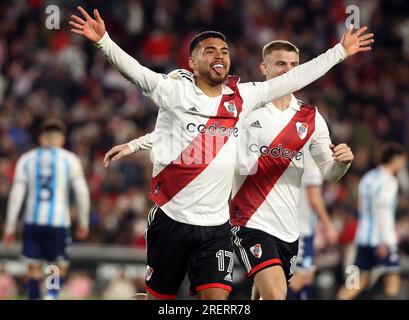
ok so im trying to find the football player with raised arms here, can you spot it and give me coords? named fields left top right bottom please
left=70, top=6, right=372, bottom=300
left=106, top=41, right=353, bottom=301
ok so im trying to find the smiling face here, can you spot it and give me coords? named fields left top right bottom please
left=260, top=49, right=299, bottom=80
left=188, top=37, right=231, bottom=86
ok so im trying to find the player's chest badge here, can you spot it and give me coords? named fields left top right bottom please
left=223, top=100, right=237, bottom=117
left=296, top=122, right=308, bottom=140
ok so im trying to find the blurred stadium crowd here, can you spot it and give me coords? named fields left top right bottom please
left=0, top=0, right=409, bottom=299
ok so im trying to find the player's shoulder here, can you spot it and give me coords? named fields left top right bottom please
left=380, top=169, right=398, bottom=184
left=296, top=98, right=316, bottom=111
left=57, top=148, right=81, bottom=163
left=167, top=69, right=194, bottom=83
left=18, top=148, right=37, bottom=163
left=362, top=168, right=378, bottom=180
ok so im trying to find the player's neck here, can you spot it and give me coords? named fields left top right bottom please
left=272, top=94, right=292, bottom=111
left=194, top=77, right=223, bottom=97
left=379, top=164, right=395, bottom=175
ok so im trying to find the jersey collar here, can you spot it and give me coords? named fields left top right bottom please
left=267, top=94, right=300, bottom=111
left=192, top=81, right=234, bottom=96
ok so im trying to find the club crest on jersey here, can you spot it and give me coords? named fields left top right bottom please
left=145, top=265, right=154, bottom=281
left=250, top=244, right=262, bottom=258
left=223, top=100, right=237, bottom=117
left=296, top=122, right=308, bottom=140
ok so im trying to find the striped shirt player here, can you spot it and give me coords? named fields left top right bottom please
left=230, top=95, right=351, bottom=282
left=5, top=147, right=89, bottom=235
left=4, top=119, right=90, bottom=300
left=354, top=168, right=400, bottom=272
left=296, top=151, right=323, bottom=272
left=93, top=28, right=348, bottom=299
left=336, top=143, right=405, bottom=300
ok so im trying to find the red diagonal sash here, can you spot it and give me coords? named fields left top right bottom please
left=150, top=76, right=243, bottom=206
left=230, top=104, right=316, bottom=225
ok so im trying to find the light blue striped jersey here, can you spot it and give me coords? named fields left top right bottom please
left=355, top=168, right=399, bottom=246
left=13, top=147, right=85, bottom=227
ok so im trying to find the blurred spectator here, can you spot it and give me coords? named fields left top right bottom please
left=102, top=272, right=136, bottom=300
left=0, top=267, right=17, bottom=299
left=60, top=270, right=94, bottom=300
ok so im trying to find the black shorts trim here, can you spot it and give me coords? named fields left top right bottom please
left=145, top=284, right=176, bottom=300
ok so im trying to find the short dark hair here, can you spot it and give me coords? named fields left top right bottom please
left=189, top=31, right=227, bottom=56
left=262, top=40, right=299, bottom=59
left=40, top=118, right=66, bottom=135
left=379, top=143, right=406, bottom=164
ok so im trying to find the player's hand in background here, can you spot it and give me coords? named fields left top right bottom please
left=330, top=143, right=354, bottom=165
left=76, top=226, right=89, bottom=240
left=70, top=6, right=106, bottom=43
left=2, top=232, right=15, bottom=250
left=376, top=243, right=390, bottom=259
left=341, top=25, right=374, bottom=56
left=103, top=144, right=134, bottom=168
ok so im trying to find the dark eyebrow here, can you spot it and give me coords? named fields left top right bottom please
left=203, top=46, right=229, bottom=51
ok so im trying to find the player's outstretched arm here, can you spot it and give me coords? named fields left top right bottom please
left=240, top=26, right=374, bottom=110
left=70, top=7, right=162, bottom=94
left=103, top=133, right=153, bottom=167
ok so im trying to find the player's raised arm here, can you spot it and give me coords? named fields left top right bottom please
left=70, top=6, right=163, bottom=94
left=240, top=26, right=374, bottom=109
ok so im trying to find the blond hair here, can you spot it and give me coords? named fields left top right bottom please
left=262, top=40, right=299, bottom=59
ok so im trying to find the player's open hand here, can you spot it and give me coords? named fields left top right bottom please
left=103, top=144, right=134, bottom=167
left=330, top=143, right=354, bottom=165
left=2, top=232, right=15, bottom=250
left=69, top=6, right=106, bottom=43
left=341, top=26, right=374, bottom=56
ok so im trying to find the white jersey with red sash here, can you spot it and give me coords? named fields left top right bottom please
left=149, top=71, right=244, bottom=226
left=231, top=95, right=349, bottom=242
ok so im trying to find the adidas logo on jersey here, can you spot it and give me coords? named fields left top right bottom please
left=250, top=120, right=262, bottom=128
left=224, top=273, right=233, bottom=282
left=188, top=107, right=199, bottom=113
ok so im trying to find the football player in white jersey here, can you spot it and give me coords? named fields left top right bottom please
left=70, top=6, right=372, bottom=300
left=3, top=119, right=90, bottom=300
left=229, top=40, right=353, bottom=300
left=287, top=151, right=338, bottom=300
left=337, top=143, right=406, bottom=300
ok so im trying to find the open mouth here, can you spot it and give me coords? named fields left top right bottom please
left=211, top=63, right=225, bottom=75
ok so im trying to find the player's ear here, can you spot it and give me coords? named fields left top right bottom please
left=259, top=61, right=268, bottom=76
left=188, top=56, right=197, bottom=72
